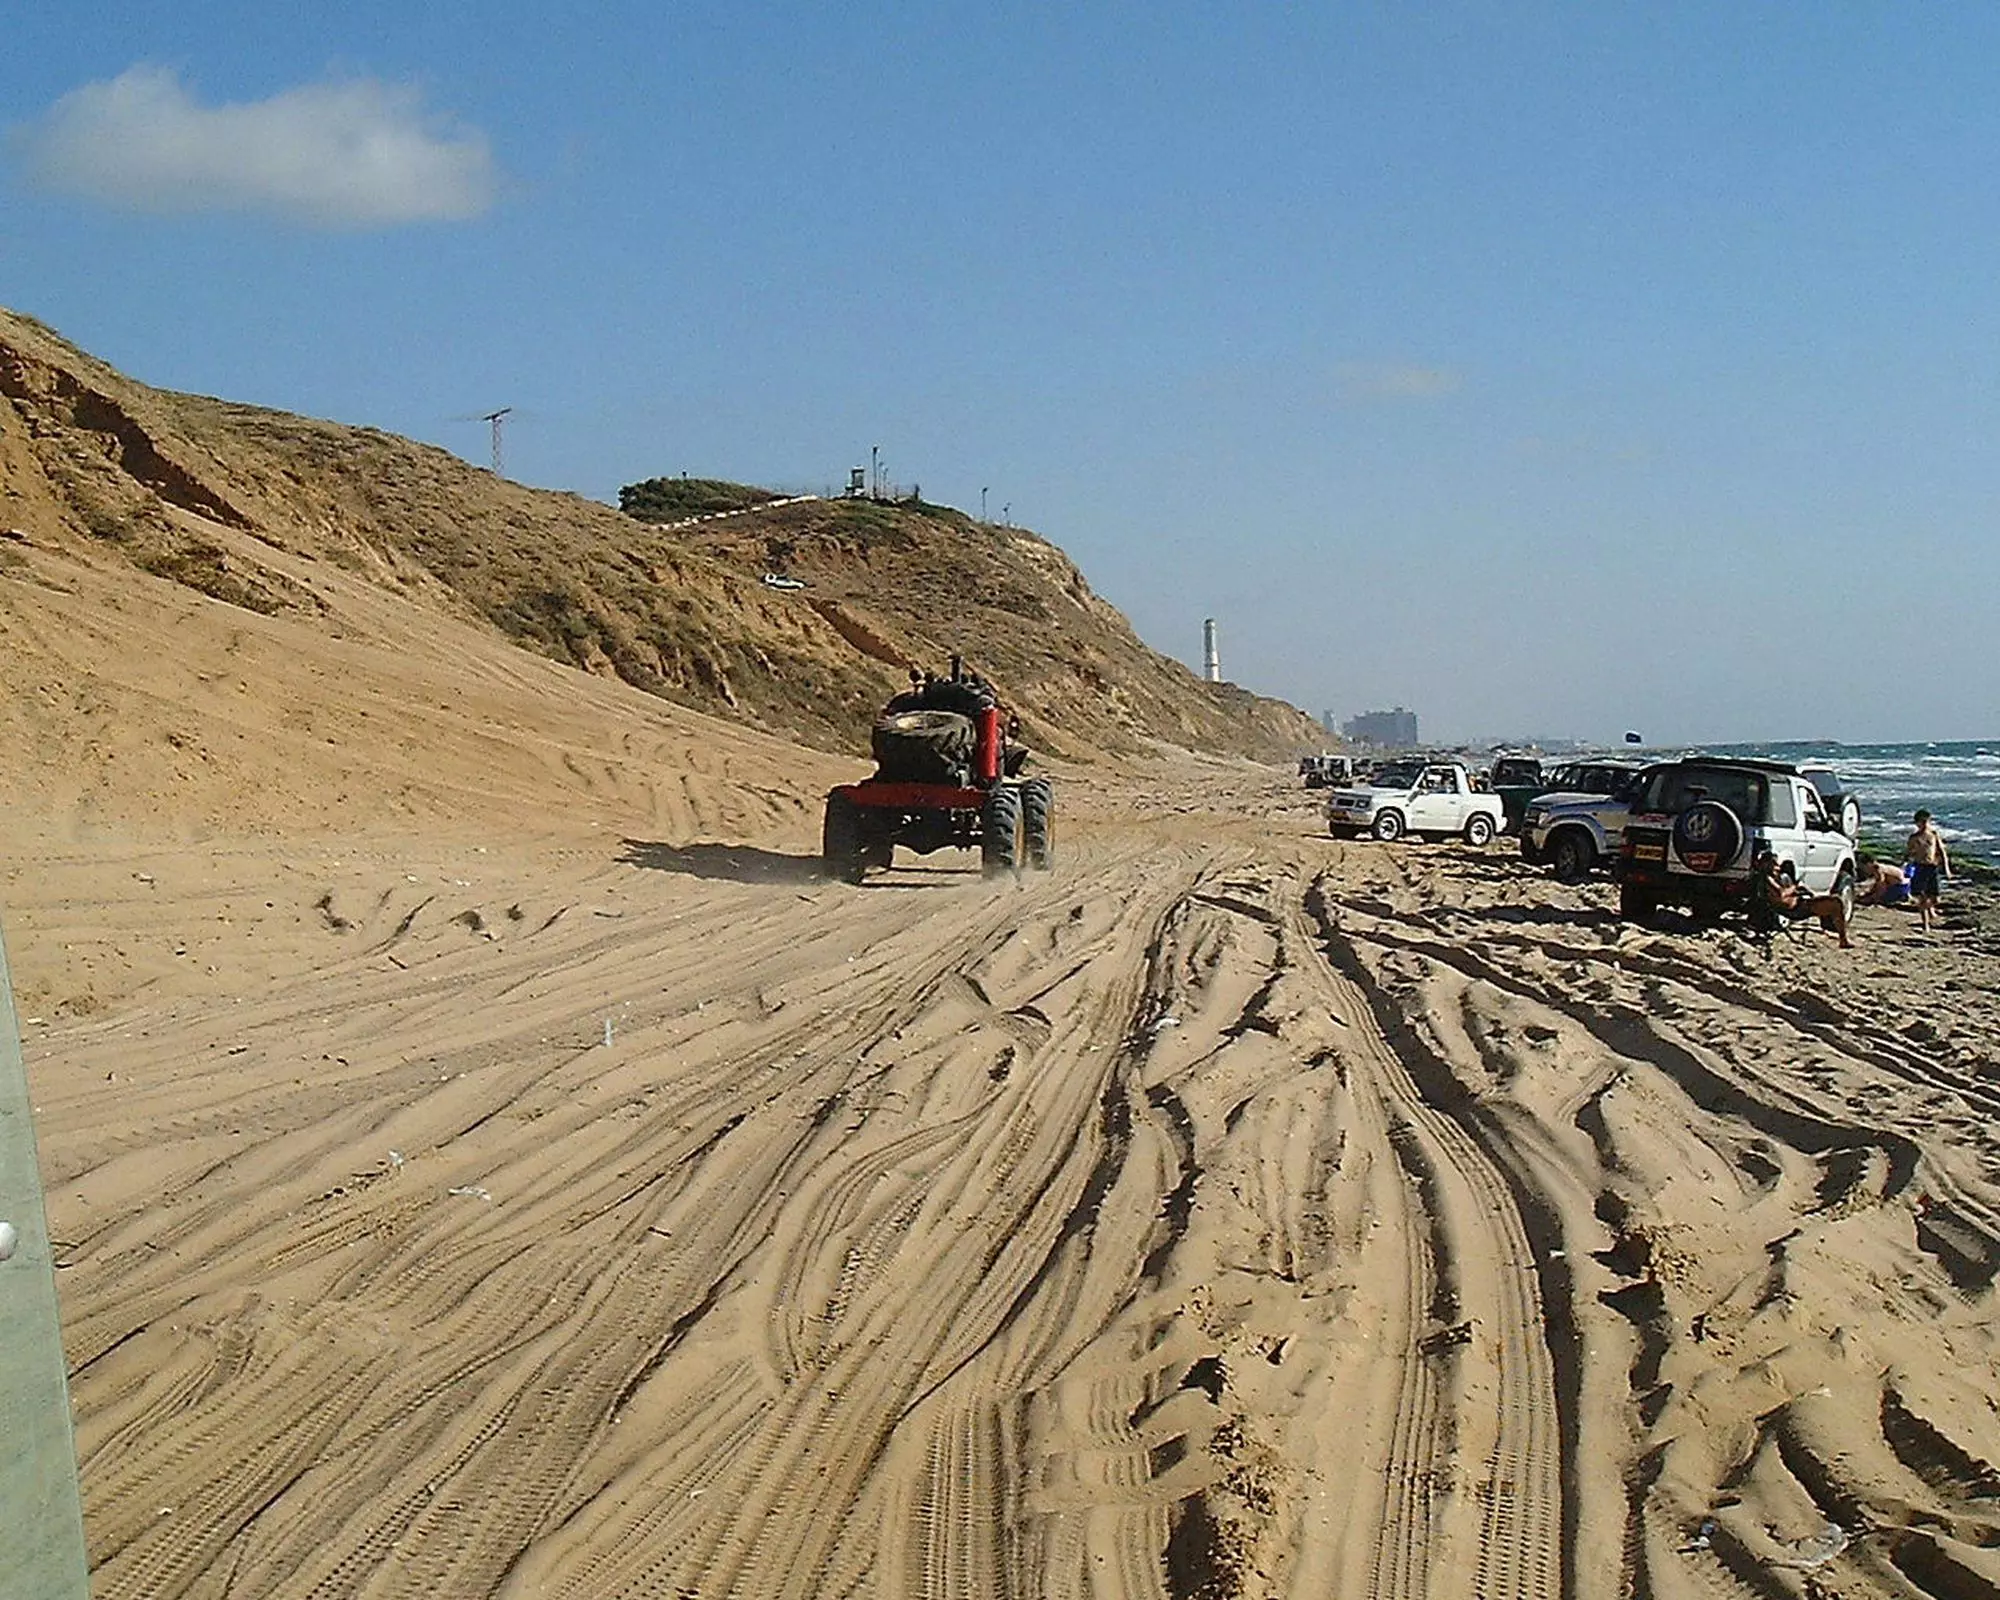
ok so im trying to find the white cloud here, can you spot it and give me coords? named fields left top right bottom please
left=1337, top=362, right=1464, bottom=401
left=13, top=66, right=496, bottom=227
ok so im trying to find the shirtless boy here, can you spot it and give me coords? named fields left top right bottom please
left=1856, top=853, right=1910, bottom=907
left=1906, top=810, right=1951, bottom=932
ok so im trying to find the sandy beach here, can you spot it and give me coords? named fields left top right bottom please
left=0, top=495, right=1993, bottom=1600
left=4, top=531, right=1998, bottom=1599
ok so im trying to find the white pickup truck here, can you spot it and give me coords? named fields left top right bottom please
left=1326, top=759, right=1506, bottom=845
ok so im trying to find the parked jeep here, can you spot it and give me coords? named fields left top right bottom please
left=1797, top=763, right=1862, bottom=840
left=1327, top=760, right=1507, bottom=845
left=1299, top=754, right=1359, bottom=789
left=1617, top=758, right=1858, bottom=923
left=1519, top=760, right=1654, bottom=882
left=1488, top=754, right=1545, bottom=833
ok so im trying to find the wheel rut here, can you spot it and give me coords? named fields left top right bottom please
left=1293, top=880, right=1568, bottom=1600
left=38, top=797, right=2000, bottom=1600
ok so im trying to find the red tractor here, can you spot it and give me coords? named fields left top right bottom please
left=822, top=656, right=1054, bottom=883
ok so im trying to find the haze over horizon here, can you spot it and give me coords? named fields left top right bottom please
left=7, top=3, right=1996, bottom=746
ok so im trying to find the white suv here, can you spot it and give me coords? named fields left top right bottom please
left=1327, top=759, right=1507, bottom=845
left=1616, top=758, right=1857, bottom=923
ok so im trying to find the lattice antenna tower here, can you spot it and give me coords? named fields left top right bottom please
left=481, top=407, right=513, bottom=478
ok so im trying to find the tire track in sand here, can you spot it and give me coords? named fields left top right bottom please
left=479, top=845, right=1216, bottom=1600
left=1296, top=876, right=1567, bottom=1600
left=48, top=834, right=1187, bottom=1599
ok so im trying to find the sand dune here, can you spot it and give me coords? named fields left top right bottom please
left=0, top=303, right=1322, bottom=768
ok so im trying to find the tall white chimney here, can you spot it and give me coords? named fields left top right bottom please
left=1203, top=618, right=1221, bottom=683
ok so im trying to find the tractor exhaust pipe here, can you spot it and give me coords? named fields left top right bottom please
left=974, top=706, right=1002, bottom=782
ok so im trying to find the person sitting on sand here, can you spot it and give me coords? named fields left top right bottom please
left=1753, top=850, right=1852, bottom=948
left=1905, top=810, right=1951, bottom=933
left=1856, top=853, right=1911, bottom=907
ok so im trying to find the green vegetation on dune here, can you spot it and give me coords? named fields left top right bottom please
left=619, top=477, right=781, bottom=522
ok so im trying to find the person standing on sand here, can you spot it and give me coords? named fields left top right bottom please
left=1906, top=809, right=1951, bottom=932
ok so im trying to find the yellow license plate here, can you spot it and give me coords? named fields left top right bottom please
left=1632, top=844, right=1666, bottom=862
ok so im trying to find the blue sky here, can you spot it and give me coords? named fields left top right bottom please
left=5, top=4, right=1996, bottom=744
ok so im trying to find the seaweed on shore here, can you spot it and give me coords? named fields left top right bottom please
left=1858, top=832, right=1998, bottom=886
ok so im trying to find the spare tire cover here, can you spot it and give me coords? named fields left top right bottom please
left=1671, top=800, right=1743, bottom=874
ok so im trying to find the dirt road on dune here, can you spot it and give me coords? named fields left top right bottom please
left=15, top=782, right=2000, bottom=1600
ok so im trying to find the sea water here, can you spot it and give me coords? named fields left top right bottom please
left=1709, top=741, right=2000, bottom=851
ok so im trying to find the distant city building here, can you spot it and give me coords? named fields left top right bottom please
left=1321, top=710, right=1339, bottom=736
left=1343, top=707, right=1419, bottom=747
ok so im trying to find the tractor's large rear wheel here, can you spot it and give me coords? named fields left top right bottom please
left=981, top=784, right=1021, bottom=878
left=1021, top=779, right=1054, bottom=870
left=822, top=794, right=867, bottom=884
